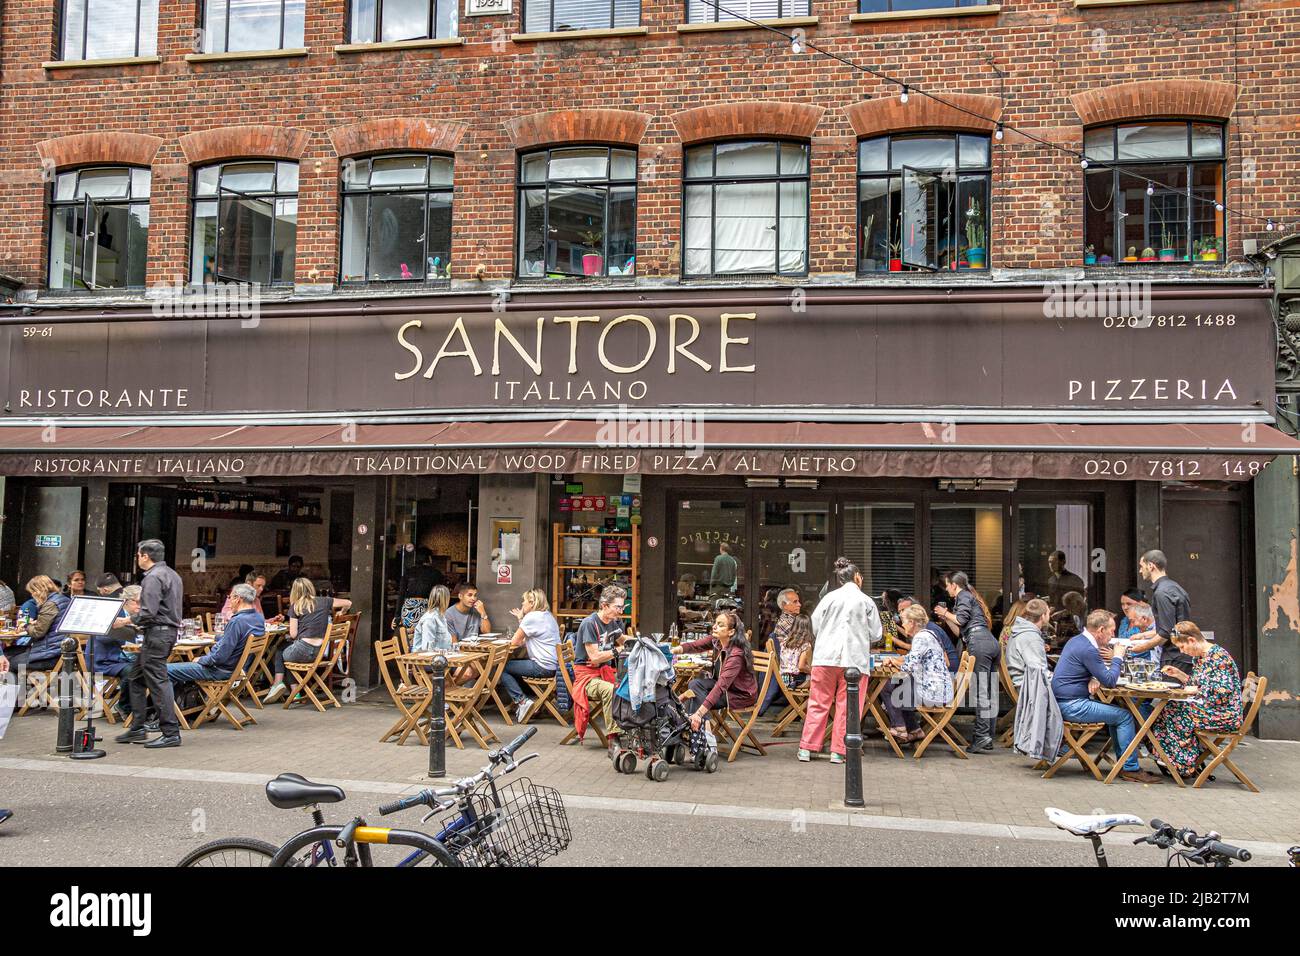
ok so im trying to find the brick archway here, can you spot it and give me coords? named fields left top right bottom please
left=327, top=118, right=468, bottom=157
left=178, top=125, right=313, bottom=165
left=844, top=94, right=1002, bottom=138
left=1071, top=80, right=1239, bottom=126
left=505, top=109, right=652, bottom=149
left=670, top=102, right=824, bottom=144
left=36, top=131, right=163, bottom=169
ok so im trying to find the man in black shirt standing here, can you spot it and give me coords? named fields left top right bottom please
left=1138, top=549, right=1195, bottom=679
left=116, top=539, right=184, bottom=749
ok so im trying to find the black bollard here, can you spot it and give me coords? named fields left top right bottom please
left=843, top=667, right=865, bottom=808
left=55, top=637, right=79, bottom=754
left=427, top=654, right=447, bottom=779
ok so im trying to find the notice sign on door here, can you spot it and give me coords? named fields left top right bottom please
left=497, top=563, right=512, bottom=586
left=35, top=534, right=62, bottom=548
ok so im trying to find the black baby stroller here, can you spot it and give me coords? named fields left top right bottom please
left=609, top=645, right=719, bottom=781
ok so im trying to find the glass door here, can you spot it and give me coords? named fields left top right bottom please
left=928, top=501, right=1006, bottom=632
left=754, top=498, right=830, bottom=642
left=673, top=498, right=747, bottom=641
left=841, top=500, right=917, bottom=602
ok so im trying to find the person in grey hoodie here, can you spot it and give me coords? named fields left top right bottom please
left=1005, top=598, right=1051, bottom=691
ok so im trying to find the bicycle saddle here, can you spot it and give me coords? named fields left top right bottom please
left=265, top=772, right=346, bottom=810
left=1045, top=807, right=1144, bottom=835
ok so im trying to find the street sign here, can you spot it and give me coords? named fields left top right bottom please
left=35, top=534, right=62, bottom=548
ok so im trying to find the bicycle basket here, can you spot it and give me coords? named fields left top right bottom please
left=453, top=777, right=571, bottom=867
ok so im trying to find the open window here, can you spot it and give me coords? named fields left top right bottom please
left=48, top=167, right=150, bottom=291
left=190, top=161, right=298, bottom=286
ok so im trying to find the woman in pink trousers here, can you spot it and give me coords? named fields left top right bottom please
left=798, top=557, right=879, bottom=764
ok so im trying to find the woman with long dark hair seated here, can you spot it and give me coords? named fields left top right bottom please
left=679, top=610, right=758, bottom=735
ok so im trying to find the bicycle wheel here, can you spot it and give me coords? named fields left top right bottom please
left=177, top=837, right=279, bottom=867
left=270, top=825, right=461, bottom=868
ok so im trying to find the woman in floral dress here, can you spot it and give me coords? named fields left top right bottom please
left=882, top=605, right=955, bottom=743
left=1152, top=621, right=1242, bottom=777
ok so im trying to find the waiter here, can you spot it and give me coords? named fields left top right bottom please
left=116, top=539, right=184, bottom=749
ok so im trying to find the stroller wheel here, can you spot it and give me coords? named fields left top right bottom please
left=669, top=745, right=686, bottom=766
left=617, top=751, right=637, bottom=775
left=704, top=752, right=719, bottom=774
left=644, top=758, right=658, bottom=780
left=651, top=759, right=671, bottom=782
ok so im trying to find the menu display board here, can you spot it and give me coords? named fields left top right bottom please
left=58, top=595, right=125, bottom=636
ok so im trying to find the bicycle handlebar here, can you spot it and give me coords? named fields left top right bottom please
left=494, top=726, right=537, bottom=763
left=379, top=792, right=428, bottom=816
left=1203, top=841, right=1251, bottom=863
left=379, top=727, right=540, bottom=818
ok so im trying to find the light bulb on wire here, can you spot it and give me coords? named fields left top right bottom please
left=1146, top=183, right=1154, bottom=196
left=994, top=123, right=1004, bottom=141
left=1268, top=220, right=1276, bottom=231
left=899, top=84, right=909, bottom=104
left=1080, top=158, right=1089, bottom=169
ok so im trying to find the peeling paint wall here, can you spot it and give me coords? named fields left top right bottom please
left=1255, top=457, right=1300, bottom=739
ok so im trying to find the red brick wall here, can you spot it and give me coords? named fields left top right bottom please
left=2, top=0, right=1298, bottom=288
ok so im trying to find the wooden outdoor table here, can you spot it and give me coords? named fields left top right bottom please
left=0, top=630, right=22, bottom=646
left=1096, top=681, right=1200, bottom=786
left=123, top=638, right=215, bottom=662
left=867, top=657, right=906, bottom=758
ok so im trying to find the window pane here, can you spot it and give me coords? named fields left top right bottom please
left=382, top=0, right=428, bottom=42
left=343, top=157, right=371, bottom=187
left=221, top=162, right=276, bottom=194
left=273, top=198, right=297, bottom=283
left=958, top=134, right=989, bottom=168
left=548, top=147, right=608, bottom=180
left=138, top=0, right=159, bottom=56
left=610, top=149, right=636, bottom=181
left=778, top=180, right=806, bottom=273
left=84, top=0, right=141, bottom=59
left=435, top=0, right=457, bottom=38
left=85, top=202, right=131, bottom=288
left=426, top=192, right=452, bottom=277
left=891, top=137, right=955, bottom=172
left=716, top=141, right=779, bottom=178
left=673, top=499, right=747, bottom=640
left=78, top=168, right=131, bottom=199
left=546, top=184, right=606, bottom=275
left=714, top=181, right=776, bottom=273
left=857, top=177, right=890, bottom=272
left=1018, top=504, right=1091, bottom=614
left=518, top=189, right=546, bottom=276
left=929, top=503, right=1004, bottom=632
left=222, top=0, right=287, bottom=52
left=217, top=195, right=275, bottom=282
left=284, top=0, right=305, bottom=47
left=521, top=152, right=547, bottom=183
left=1116, top=123, right=1188, bottom=161
left=858, top=137, right=888, bottom=172
left=684, top=145, right=712, bottom=179
left=130, top=168, right=152, bottom=197
left=54, top=172, right=78, bottom=201
left=780, top=142, right=808, bottom=175
left=350, top=0, right=377, bottom=42
left=1190, top=163, right=1224, bottom=261
left=1191, top=124, right=1223, bottom=158
left=48, top=205, right=82, bottom=289
left=1083, top=168, right=1116, bottom=263
left=683, top=184, right=712, bottom=276
left=1084, top=127, right=1114, bottom=161
left=340, top=195, right=368, bottom=281
left=1119, top=165, right=1188, bottom=260
left=756, top=499, right=830, bottom=623
left=204, top=0, right=227, bottom=52
left=607, top=185, right=635, bottom=275
left=428, top=156, right=453, bottom=187
left=371, top=155, right=428, bottom=188
left=191, top=199, right=218, bottom=283
left=686, top=0, right=804, bottom=21
left=367, top=192, right=427, bottom=279
left=63, top=0, right=87, bottom=59
left=276, top=162, right=299, bottom=194
left=842, top=503, right=915, bottom=598
left=194, top=165, right=220, bottom=196
left=957, top=175, right=988, bottom=270
left=548, top=0, right=624, bottom=30
left=901, top=167, right=939, bottom=270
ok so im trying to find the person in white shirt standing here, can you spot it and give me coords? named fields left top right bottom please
left=799, top=557, right=880, bottom=764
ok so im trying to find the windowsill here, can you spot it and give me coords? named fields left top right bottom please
left=511, top=26, right=650, bottom=43
left=184, top=48, right=309, bottom=63
left=1074, top=0, right=1212, bottom=7
left=43, top=55, right=161, bottom=71
left=334, top=37, right=466, bottom=53
left=676, top=17, right=820, bottom=34
left=850, top=6, right=1000, bottom=23
left=513, top=274, right=637, bottom=283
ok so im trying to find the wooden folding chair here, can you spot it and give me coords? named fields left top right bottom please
left=329, top=612, right=361, bottom=690
left=1194, top=672, right=1266, bottom=792
left=442, top=649, right=498, bottom=750
left=191, top=632, right=269, bottom=730
left=1041, top=721, right=1115, bottom=780
left=520, top=657, right=568, bottom=729
left=281, top=621, right=349, bottom=712
left=479, top=643, right=515, bottom=726
left=997, top=648, right=1019, bottom=747
left=397, top=626, right=412, bottom=655
left=202, top=612, right=215, bottom=634
left=556, top=640, right=608, bottom=747
left=376, top=638, right=430, bottom=745
left=17, top=655, right=68, bottom=716
left=913, top=652, right=976, bottom=759
left=710, top=643, right=775, bottom=762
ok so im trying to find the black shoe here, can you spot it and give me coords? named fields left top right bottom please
left=143, top=734, right=181, bottom=749
left=968, top=740, right=995, bottom=754
left=142, top=720, right=160, bottom=734
left=115, top=729, right=147, bottom=744
left=111, top=703, right=131, bottom=722
left=0, top=809, right=12, bottom=826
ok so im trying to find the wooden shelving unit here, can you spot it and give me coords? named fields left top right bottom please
left=551, top=523, right=640, bottom=634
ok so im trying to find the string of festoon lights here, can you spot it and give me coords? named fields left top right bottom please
left=695, top=0, right=1298, bottom=238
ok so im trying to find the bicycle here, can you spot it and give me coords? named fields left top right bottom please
left=178, top=726, right=570, bottom=867
left=1046, top=807, right=1252, bottom=867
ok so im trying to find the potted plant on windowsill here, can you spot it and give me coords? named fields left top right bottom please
left=964, top=196, right=986, bottom=269
left=1158, top=225, right=1178, bottom=262
left=888, top=236, right=903, bottom=272
left=1083, top=243, right=1097, bottom=266
left=1140, top=246, right=1157, bottom=263
left=1123, top=245, right=1138, bottom=262
left=578, top=229, right=604, bottom=276
left=1198, top=236, right=1221, bottom=261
